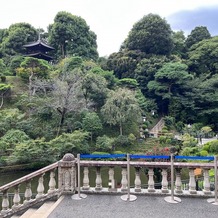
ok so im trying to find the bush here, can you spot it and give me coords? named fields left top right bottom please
left=200, top=150, right=208, bottom=156
left=114, top=135, right=129, bottom=147
left=208, top=140, right=218, bottom=154
left=95, top=135, right=114, bottom=152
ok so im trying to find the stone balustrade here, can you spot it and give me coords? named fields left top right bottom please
left=79, top=159, right=215, bottom=196
left=0, top=153, right=217, bottom=217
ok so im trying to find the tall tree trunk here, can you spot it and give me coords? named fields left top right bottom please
left=119, top=121, right=123, bottom=136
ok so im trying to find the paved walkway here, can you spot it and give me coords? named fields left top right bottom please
left=48, top=194, right=218, bottom=218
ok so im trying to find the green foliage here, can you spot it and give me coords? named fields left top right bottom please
left=208, top=140, right=218, bottom=154
left=181, top=146, right=199, bottom=156
left=48, top=11, right=98, bottom=60
left=8, top=138, right=53, bottom=164
left=114, top=135, right=129, bottom=147
left=50, top=130, right=90, bottom=158
left=185, top=26, right=211, bottom=48
left=181, top=133, right=198, bottom=147
left=125, top=14, right=173, bottom=55
left=95, top=135, right=114, bottom=152
left=17, top=57, right=50, bottom=81
left=200, top=150, right=208, bottom=156
left=101, top=88, right=141, bottom=135
left=82, top=112, right=103, bottom=141
left=128, top=133, right=136, bottom=145
left=0, top=23, right=37, bottom=57
left=118, top=78, right=139, bottom=89
left=188, top=36, right=218, bottom=76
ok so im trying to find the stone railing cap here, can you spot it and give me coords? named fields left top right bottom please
left=62, top=153, right=75, bottom=161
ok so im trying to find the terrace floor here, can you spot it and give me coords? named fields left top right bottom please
left=48, top=194, right=218, bottom=218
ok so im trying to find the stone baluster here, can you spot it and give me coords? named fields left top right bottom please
left=1, top=190, right=9, bottom=214
left=47, top=170, right=56, bottom=193
left=203, top=168, right=211, bottom=194
left=82, top=167, right=90, bottom=190
left=161, top=168, right=169, bottom=193
left=189, top=168, right=197, bottom=194
left=134, top=167, right=141, bottom=192
left=108, top=167, right=116, bottom=191
left=24, top=181, right=32, bottom=204
left=121, top=167, right=128, bottom=191
left=36, top=174, right=45, bottom=198
left=12, top=185, right=21, bottom=209
left=175, top=168, right=183, bottom=193
left=148, top=168, right=155, bottom=192
left=95, top=167, right=102, bottom=191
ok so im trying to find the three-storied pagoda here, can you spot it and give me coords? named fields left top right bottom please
left=23, top=34, right=54, bottom=61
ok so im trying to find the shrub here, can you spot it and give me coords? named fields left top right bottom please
left=208, top=140, right=218, bottom=154
left=200, top=150, right=208, bottom=156
left=95, top=135, right=114, bottom=152
left=114, top=135, right=129, bottom=147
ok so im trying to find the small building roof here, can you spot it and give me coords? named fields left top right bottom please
left=23, top=39, right=54, bottom=52
left=25, top=52, right=53, bottom=61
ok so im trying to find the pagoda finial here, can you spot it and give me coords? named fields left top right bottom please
left=38, top=27, right=41, bottom=41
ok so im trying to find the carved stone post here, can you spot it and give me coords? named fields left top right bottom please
left=1, top=190, right=9, bottom=214
left=121, top=167, right=128, bottom=191
left=36, top=174, right=45, bottom=198
left=48, top=170, right=56, bottom=193
left=108, top=167, right=116, bottom=191
left=161, top=168, right=169, bottom=193
left=58, top=153, right=76, bottom=194
left=24, top=181, right=32, bottom=204
left=12, top=185, right=21, bottom=210
left=134, top=167, right=141, bottom=192
left=148, top=168, right=155, bottom=192
left=189, top=168, right=197, bottom=194
left=95, top=167, right=102, bottom=191
left=82, top=167, right=90, bottom=190
left=175, top=168, right=183, bottom=194
left=203, top=168, right=211, bottom=194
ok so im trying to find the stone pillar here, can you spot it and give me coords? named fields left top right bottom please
left=36, top=174, right=45, bottom=198
left=203, top=168, right=211, bottom=194
left=134, top=167, right=141, bottom=192
left=108, top=167, right=116, bottom=191
left=95, top=167, right=102, bottom=191
left=48, top=170, right=56, bottom=193
left=189, top=168, right=197, bottom=194
left=148, top=168, right=155, bottom=192
left=121, top=167, right=128, bottom=191
left=1, top=190, right=9, bottom=214
left=24, top=181, right=32, bottom=204
left=58, top=153, right=76, bottom=194
left=161, top=168, right=169, bottom=193
left=12, top=185, right=21, bottom=210
left=82, top=167, right=90, bottom=190
left=175, top=168, right=183, bottom=194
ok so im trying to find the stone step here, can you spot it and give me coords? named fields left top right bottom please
left=29, top=201, right=55, bottom=218
left=19, top=208, right=37, bottom=218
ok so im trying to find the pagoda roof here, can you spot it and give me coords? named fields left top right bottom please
left=25, top=52, right=53, bottom=61
left=23, top=39, right=54, bottom=51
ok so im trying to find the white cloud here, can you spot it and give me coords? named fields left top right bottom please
left=0, top=0, right=218, bottom=56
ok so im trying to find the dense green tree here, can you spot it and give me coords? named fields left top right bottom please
left=17, top=57, right=51, bottom=96
left=148, top=62, right=193, bottom=115
left=125, top=14, right=173, bottom=55
left=171, top=31, right=186, bottom=58
left=0, top=23, right=37, bottom=58
left=82, top=112, right=103, bottom=142
left=50, top=130, right=90, bottom=158
left=101, top=88, right=141, bottom=135
left=81, top=72, right=108, bottom=109
left=187, top=36, right=218, bottom=76
left=135, top=55, right=178, bottom=95
left=185, top=26, right=211, bottom=49
left=48, top=11, right=98, bottom=60
left=0, top=83, right=11, bottom=109
left=106, top=50, right=145, bottom=79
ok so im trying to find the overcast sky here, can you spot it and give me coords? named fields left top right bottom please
left=1, top=0, right=218, bottom=56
